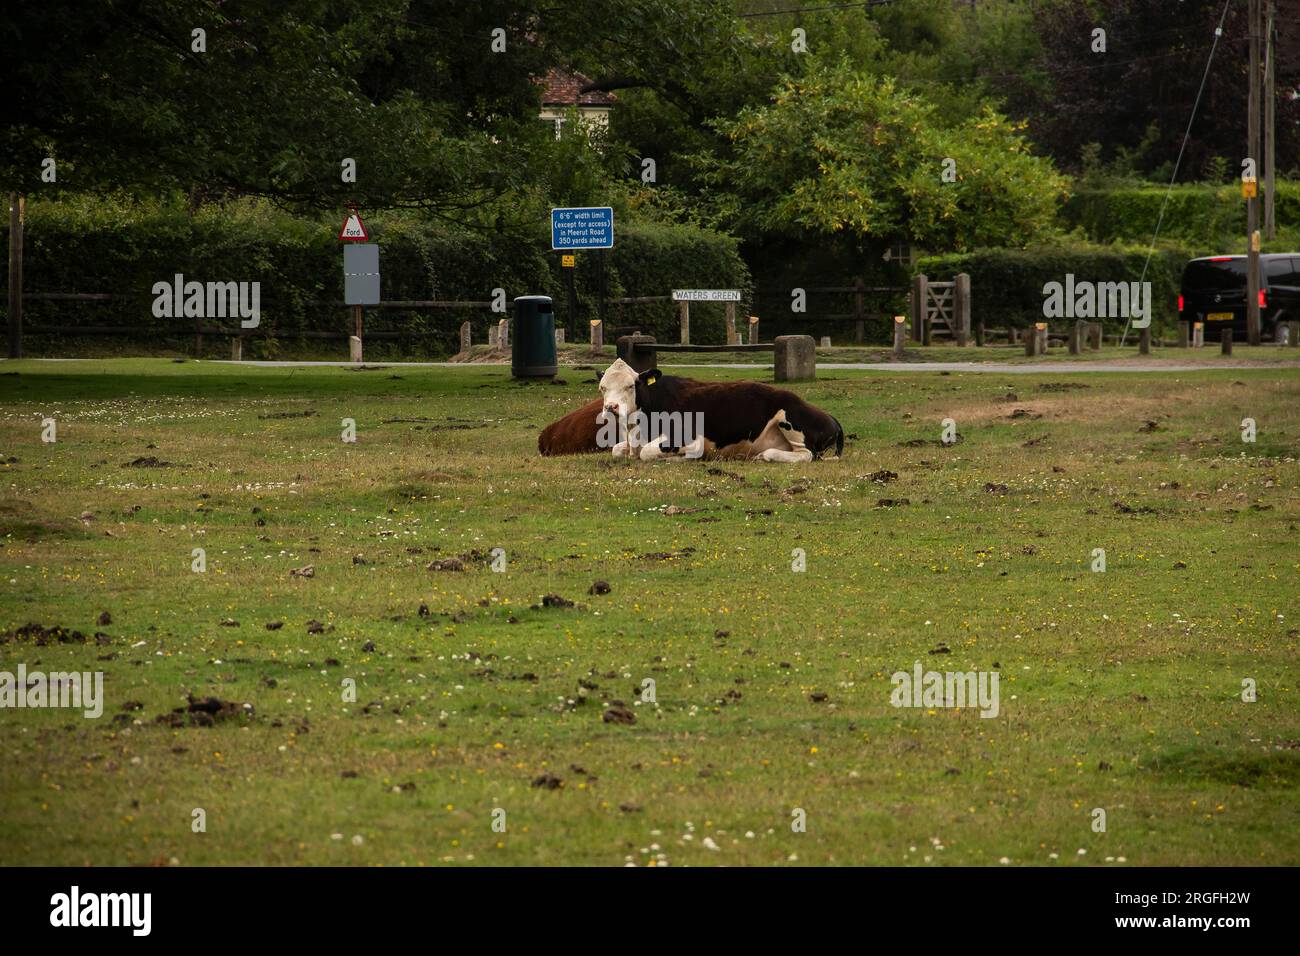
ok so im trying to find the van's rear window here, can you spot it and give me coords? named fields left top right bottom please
left=1182, top=259, right=1246, bottom=291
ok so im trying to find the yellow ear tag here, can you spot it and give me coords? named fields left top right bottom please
left=645, top=374, right=657, bottom=385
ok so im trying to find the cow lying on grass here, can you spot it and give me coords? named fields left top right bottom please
left=594, top=359, right=843, bottom=462
left=538, top=397, right=604, bottom=456
left=536, top=396, right=812, bottom=460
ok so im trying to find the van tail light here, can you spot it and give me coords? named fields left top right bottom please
left=1177, top=295, right=1184, bottom=313
left=1259, top=288, right=1267, bottom=308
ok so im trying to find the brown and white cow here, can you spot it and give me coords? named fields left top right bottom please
left=538, top=397, right=604, bottom=456
left=596, top=359, right=843, bottom=462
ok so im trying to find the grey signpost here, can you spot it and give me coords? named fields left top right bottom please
left=343, top=242, right=380, bottom=362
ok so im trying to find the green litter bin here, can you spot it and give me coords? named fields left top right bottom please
left=511, top=295, right=557, bottom=378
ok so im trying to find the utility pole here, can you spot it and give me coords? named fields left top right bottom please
left=1265, top=0, right=1276, bottom=240
left=6, top=194, right=22, bottom=359
left=1246, top=0, right=1262, bottom=345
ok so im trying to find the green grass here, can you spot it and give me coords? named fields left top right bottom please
left=0, top=358, right=1297, bottom=866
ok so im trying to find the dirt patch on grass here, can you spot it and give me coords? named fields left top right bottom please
left=941, top=382, right=1247, bottom=427
left=0, top=501, right=86, bottom=542
left=1147, top=746, right=1300, bottom=789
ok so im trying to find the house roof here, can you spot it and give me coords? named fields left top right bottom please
left=537, top=68, right=617, bottom=107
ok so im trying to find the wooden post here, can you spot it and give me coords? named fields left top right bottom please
left=910, top=274, right=927, bottom=343
left=748, top=315, right=759, bottom=345
left=597, top=248, right=607, bottom=332
left=1265, top=0, right=1276, bottom=239
left=725, top=301, right=738, bottom=345
left=566, top=263, right=577, bottom=341
left=1287, top=319, right=1298, bottom=347
left=1221, top=328, right=1234, bottom=355
left=678, top=300, right=690, bottom=345
left=349, top=335, right=363, bottom=363
left=1069, top=319, right=1083, bottom=355
left=1089, top=322, right=1102, bottom=351
left=892, top=315, right=906, bottom=357
left=1177, top=321, right=1189, bottom=348
left=1139, top=327, right=1151, bottom=355
left=590, top=319, right=603, bottom=349
left=230, top=337, right=243, bottom=361
left=459, top=321, right=471, bottom=353
left=853, top=277, right=865, bottom=344
left=1247, top=0, right=1262, bottom=345
left=954, top=273, right=971, bottom=346
left=194, top=313, right=203, bottom=357
left=975, top=322, right=985, bottom=347
left=7, top=194, right=23, bottom=359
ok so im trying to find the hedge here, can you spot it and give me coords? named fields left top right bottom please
left=915, top=241, right=1192, bottom=334
left=1061, top=182, right=1300, bottom=249
left=1, top=195, right=749, bottom=358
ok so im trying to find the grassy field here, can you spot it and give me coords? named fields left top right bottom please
left=0, top=358, right=1296, bottom=867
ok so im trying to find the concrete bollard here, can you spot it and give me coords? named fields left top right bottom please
left=230, top=337, right=242, bottom=361
left=459, top=321, right=471, bottom=354
left=774, top=334, right=816, bottom=382
left=488, top=326, right=499, bottom=348
left=1221, top=329, right=1233, bottom=355
left=1192, top=322, right=1204, bottom=347
left=349, top=335, right=363, bottom=364
left=892, top=315, right=907, bottom=357
left=555, top=328, right=566, bottom=346
left=819, top=336, right=831, bottom=348
left=498, top=318, right=509, bottom=350
left=590, top=319, right=603, bottom=349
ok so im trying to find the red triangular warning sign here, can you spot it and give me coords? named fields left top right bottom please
left=339, top=212, right=369, bottom=241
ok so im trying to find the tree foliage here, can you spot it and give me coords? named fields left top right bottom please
left=697, top=64, right=1068, bottom=251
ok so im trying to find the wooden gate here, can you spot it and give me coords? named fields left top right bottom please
left=909, top=273, right=971, bottom=345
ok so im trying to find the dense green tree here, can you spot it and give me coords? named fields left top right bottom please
left=697, top=62, right=1068, bottom=251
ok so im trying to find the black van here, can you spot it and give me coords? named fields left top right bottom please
left=1179, top=254, right=1299, bottom=343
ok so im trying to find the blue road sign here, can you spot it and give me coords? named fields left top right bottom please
left=551, top=207, right=614, bottom=250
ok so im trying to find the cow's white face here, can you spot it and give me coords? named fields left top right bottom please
left=598, top=359, right=640, bottom=419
